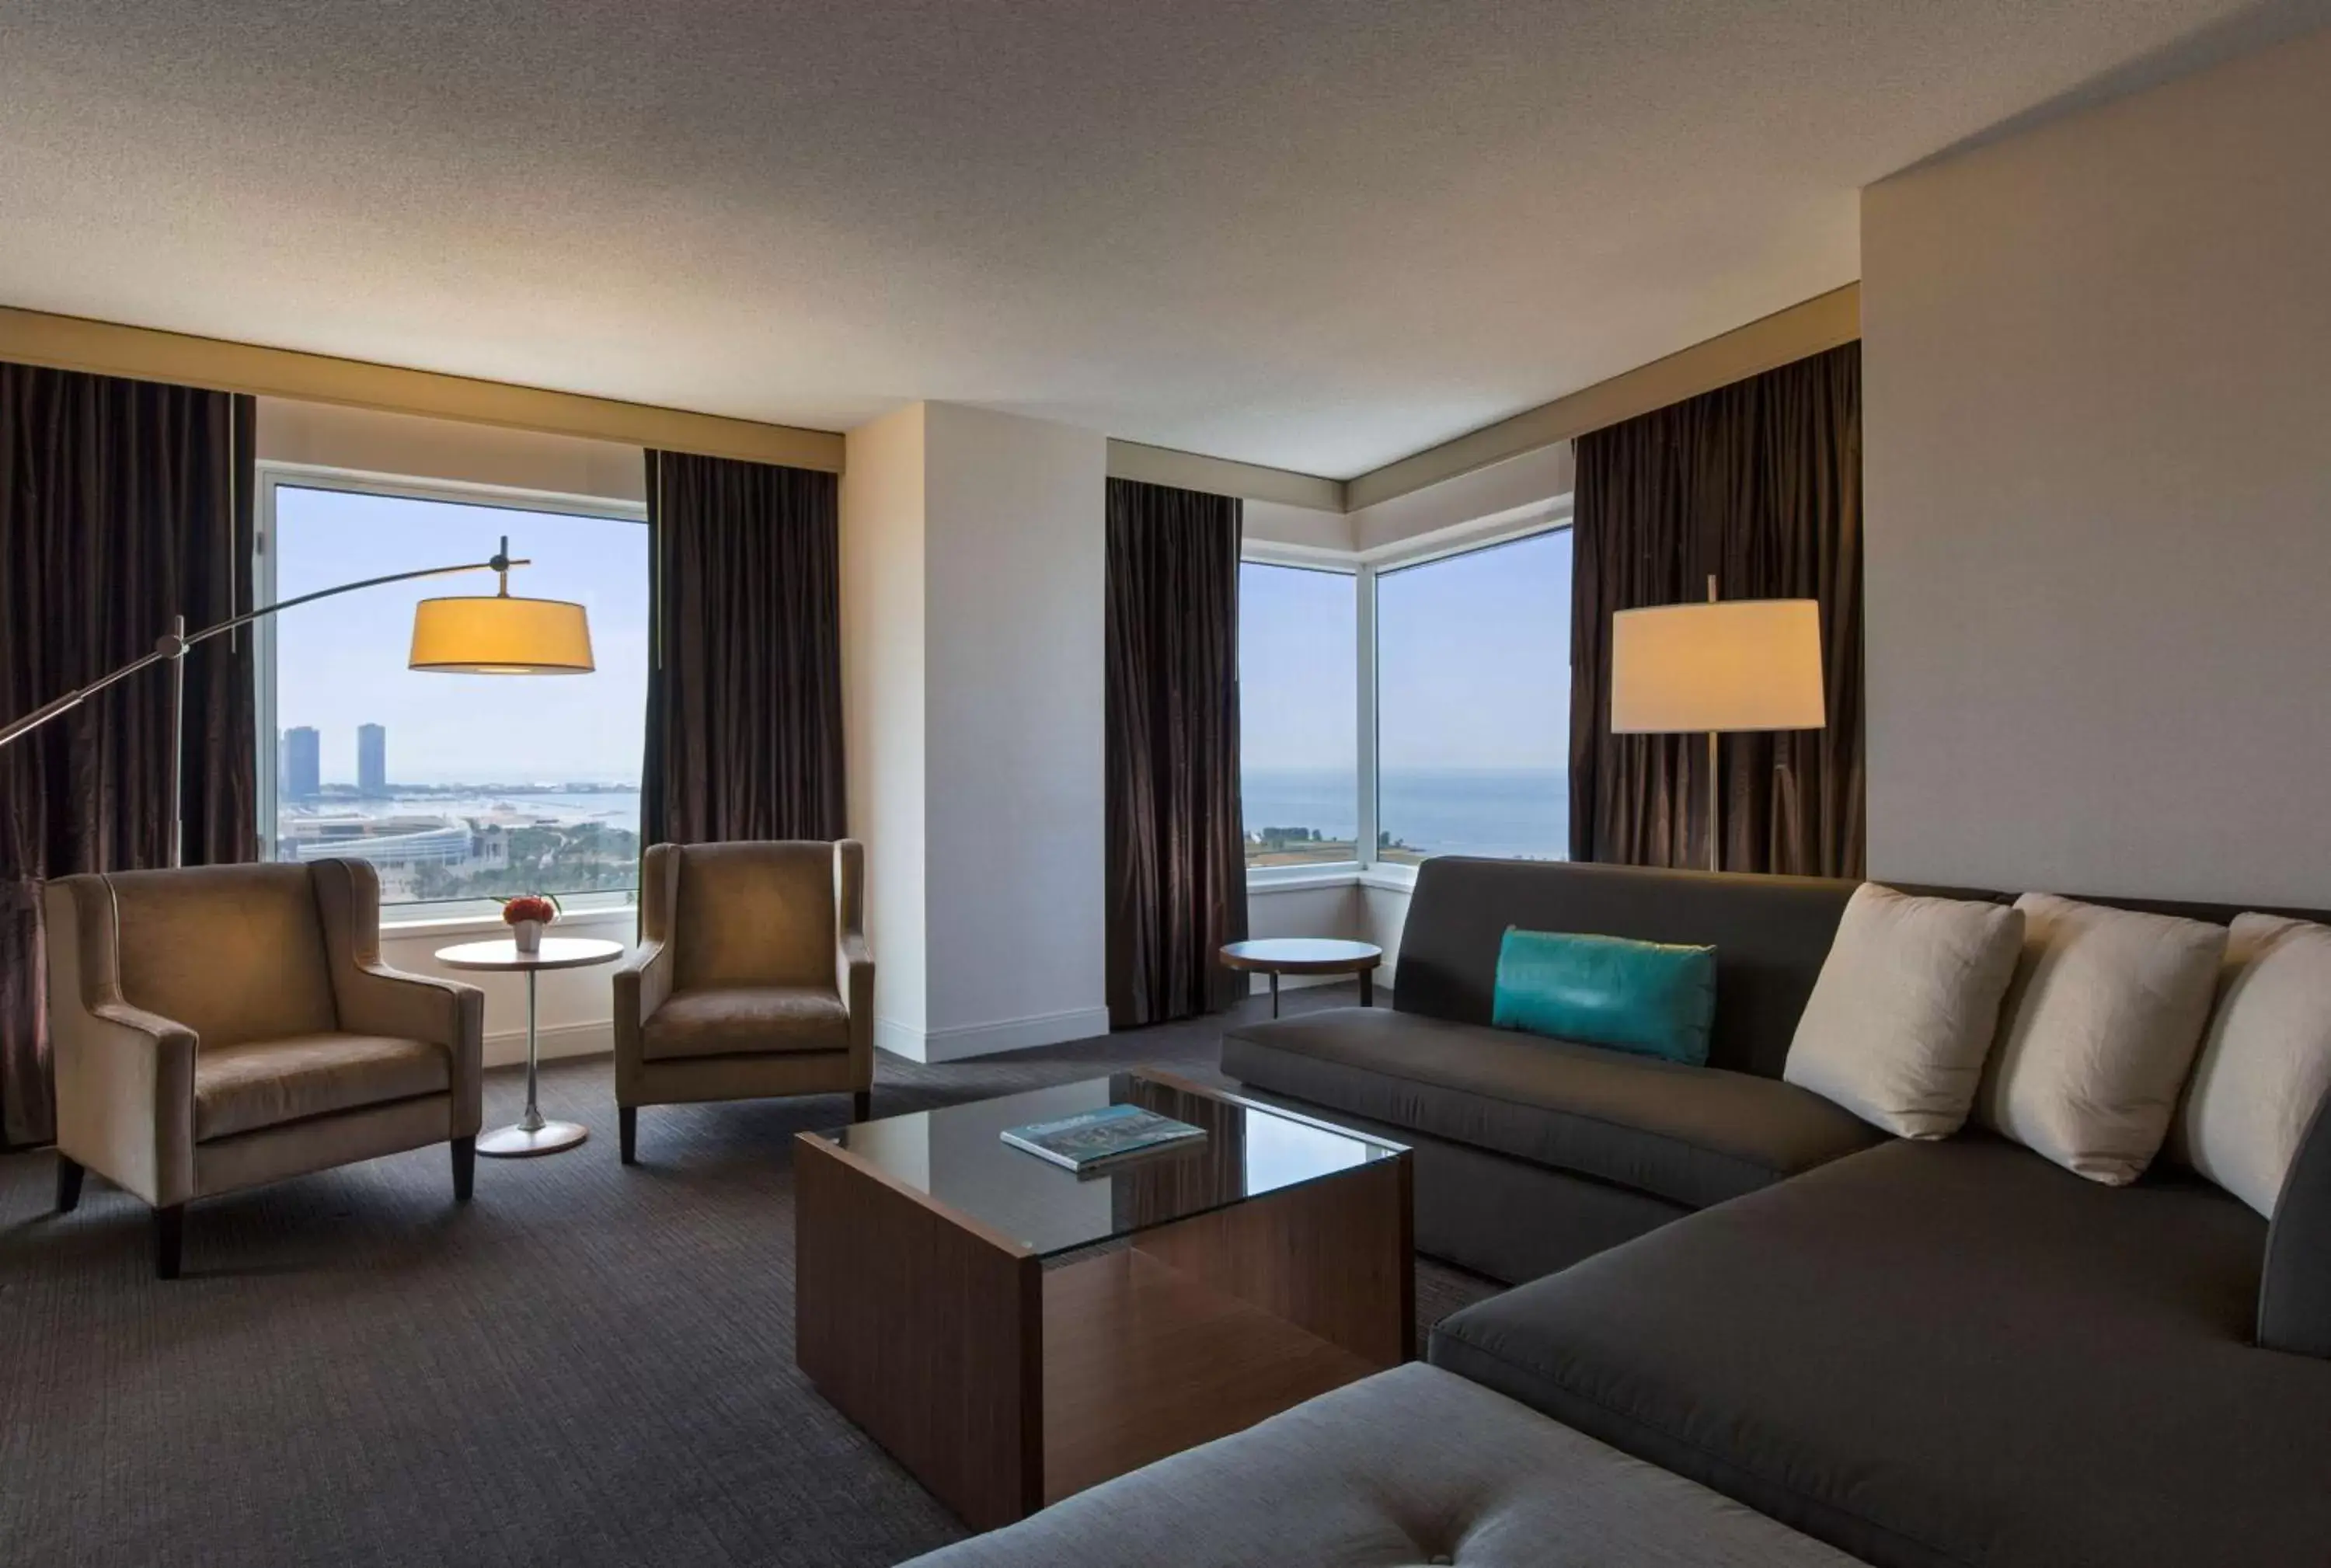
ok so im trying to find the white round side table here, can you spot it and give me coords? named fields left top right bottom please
left=435, top=936, right=625, bottom=1157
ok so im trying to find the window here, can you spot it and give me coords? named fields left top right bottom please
left=1238, top=561, right=1357, bottom=867
left=1374, top=529, right=1572, bottom=865
left=263, top=477, right=649, bottom=913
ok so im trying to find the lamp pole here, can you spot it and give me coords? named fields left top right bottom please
left=0, top=542, right=528, bottom=868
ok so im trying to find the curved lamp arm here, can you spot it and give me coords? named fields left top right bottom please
left=0, top=542, right=528, bottom=752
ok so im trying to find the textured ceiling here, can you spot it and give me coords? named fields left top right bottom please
left=0, top=1, right=2319, bottom=478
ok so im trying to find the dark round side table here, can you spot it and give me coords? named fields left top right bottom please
left=1218, top=937, right=1384, bottom=1018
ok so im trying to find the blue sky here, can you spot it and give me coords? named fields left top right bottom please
left=1242, top=528, right=1571, bottom=774
left=274, top=486, right=648, bottom=786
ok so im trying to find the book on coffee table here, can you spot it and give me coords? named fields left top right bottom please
left=1000, top=1103, right=1206, bottom=1173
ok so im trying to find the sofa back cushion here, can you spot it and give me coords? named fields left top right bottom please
left=674, top=841, right=835, bottom=991
left=105, top=863, right=340, bottom=1047
left=1398, top=859, right=1855, bottom=1079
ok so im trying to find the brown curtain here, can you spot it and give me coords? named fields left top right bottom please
left=1569, top=342, right=1863, bottom=877
left=639, top=450, right=845, bottom=846
left=2, top=364, right=257, bottom=1147
left=1105, top=479, right=1249, bottom=1028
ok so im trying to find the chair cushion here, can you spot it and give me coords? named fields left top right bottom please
left=107, top=863, right=340, bottom=1049
left=674, top=841, right=836, bottom=990
left=898, top=1362, right=1859, bottom=1568
left=642, top=986, right=848, bottom=1061
left=1429, top=1134, right=2331, bottom=1568
left=1221, top=1006, right=1880, bottom=1210
left=194, top=1033, right=449, bottom=1141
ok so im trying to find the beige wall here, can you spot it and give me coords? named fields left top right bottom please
left=258, top=398, right=646, bottom=501
left=1862, top=25, right=2331, bottom=905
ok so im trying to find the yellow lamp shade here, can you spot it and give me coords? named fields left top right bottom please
left=407, top=594, right=595, bottom=674
left=1610, top=598, right=1825, bottom=733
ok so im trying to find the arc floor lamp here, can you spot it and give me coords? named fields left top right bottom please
left=0, top=536, right=594, bottom=867
left=1609, top=577, right=1827, bottom=873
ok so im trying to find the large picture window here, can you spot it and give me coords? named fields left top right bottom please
left=1374, top=529, right=1572, bottom=865
left=263, top=477, right=648, bottom=911
left=1238, top=561, right=1357, bottom=867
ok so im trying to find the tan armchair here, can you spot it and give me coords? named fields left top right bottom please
left=612, top=840, right=873, bottom=1163
left=44, top=859, right=484, bottom=1277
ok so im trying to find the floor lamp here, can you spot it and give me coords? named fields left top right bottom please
left=0, top=537, right=594, bottom=866
left=1608, top=577, right=1826, bottom=873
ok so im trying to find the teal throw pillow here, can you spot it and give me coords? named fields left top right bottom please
left=1491, top=928, right=1716, bottom=1065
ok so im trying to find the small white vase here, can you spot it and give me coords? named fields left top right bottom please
left=511, top=919, right=544, bottom=956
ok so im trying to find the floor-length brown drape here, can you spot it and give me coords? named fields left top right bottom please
left=639, top=450, right=845, bottom=847
left=1569, top=342, right=1863, bottom=878
left=1106, top=479, right=1248, bottom=1028
left=2, top=364, right=256, bottom=1147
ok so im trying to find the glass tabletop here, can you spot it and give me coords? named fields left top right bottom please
left=815, top=1071, right=1405, bottom=1259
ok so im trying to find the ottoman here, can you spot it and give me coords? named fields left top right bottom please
left=897, top=1362, right=1862, bottom=1567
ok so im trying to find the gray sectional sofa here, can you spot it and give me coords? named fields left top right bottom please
left=911, top=859, right=2331, bottom=1567
left=1228, top=859, right=2331, bottom=1568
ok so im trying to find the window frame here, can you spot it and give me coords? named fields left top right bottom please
left=1363, top=503, right=1575, bottom=885
left=253, top=462, right=650, bottom=923
left=1237, top=544, right=1365, bottom=887
left=1240, top=499, right=1574, bottom=890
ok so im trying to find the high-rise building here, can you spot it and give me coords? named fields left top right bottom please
left=358, top=723, right=388, bottom=796
left=284, top=727, right=321, bottom=800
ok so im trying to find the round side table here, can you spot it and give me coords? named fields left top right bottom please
left=436, top=936, right=625, bottom=1157
left=1218, top=937, right=1384, bottom=1018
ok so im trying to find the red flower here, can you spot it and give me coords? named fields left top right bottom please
left=501, top=895, right=559, bottom=925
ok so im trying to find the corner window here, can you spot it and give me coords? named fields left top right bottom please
left=1238, top=561, right=1358, bottom=868
left=261, top=476, right=648, bottom=915
left=1374, top=529, right=1572, bottom=865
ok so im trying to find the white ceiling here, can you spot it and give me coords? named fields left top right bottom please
left=0, top=1, right=2319, bottom=479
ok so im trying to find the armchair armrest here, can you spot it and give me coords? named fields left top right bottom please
left=612, top=937, right=675, bottom=1030
left=834, top=840, right=874, bottom=1080
left=43, top=878, right=199, bottom=1207
left=308, top=859, right=485, bottom=1136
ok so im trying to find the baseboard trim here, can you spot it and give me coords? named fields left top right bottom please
left=876, top=1005, right=1114, bottom=1064
left=483, top=1019, right=614, bottom=1071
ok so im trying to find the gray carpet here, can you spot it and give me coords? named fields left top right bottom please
left=0, top=984, right=1501, bottom=1568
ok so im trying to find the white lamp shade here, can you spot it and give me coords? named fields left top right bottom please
left=408, top=594, right=595, bottom=674
left=1610, top=598, right=1826, bottom=733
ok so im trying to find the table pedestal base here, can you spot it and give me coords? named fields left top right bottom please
left=478, top=1120, right=589, bottom=1159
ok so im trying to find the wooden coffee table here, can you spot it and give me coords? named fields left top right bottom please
left=794, top=1069, right=1412, bottom=1530
left=1219, top=936, right=1384, bottom=1016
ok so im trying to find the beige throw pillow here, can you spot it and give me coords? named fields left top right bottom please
left=1784, top=884, right=2026, bottom=1138
left=2174, top=913, right=2331, bottom=1218
left=1977, top=894, right=2226, bottom=1185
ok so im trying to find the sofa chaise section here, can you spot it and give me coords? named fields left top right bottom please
left=1430, top=1133, right=2331, bottom=1568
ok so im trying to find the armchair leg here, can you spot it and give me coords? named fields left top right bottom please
left=853, top=1089, right=872, bottom=1123
left=619, top=1106, right=637, bottom=1166
left=155, top=1204, right=184, bottom=1281
left=55, top=1154, right=84, bottom=1214
left=451, top=1136, right=476, bottom=1202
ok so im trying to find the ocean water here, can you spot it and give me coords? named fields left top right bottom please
left=1246, top=768, right=1566, bottom=862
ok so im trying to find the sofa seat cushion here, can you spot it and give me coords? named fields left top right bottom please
left=642, top=986, right=848, bottom=1061
left=1429, top=1134, right=2331, bottom=1568
left=1221, top=1008, right=1880, bottom=1209
left=195, top=1033, right=449, bottom=1141
left=898, top=1361, right=1860, bottom=1568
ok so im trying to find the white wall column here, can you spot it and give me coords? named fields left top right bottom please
left=843, top=402, right=1110, bottom=1061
